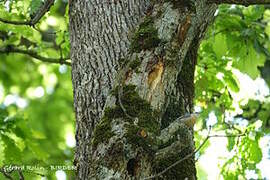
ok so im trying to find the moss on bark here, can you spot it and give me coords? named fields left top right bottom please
left=92, top=116, right=114, bottom=148
left=92, top=85, right=160, bottom=149
left=130, top=16, right=161, bottom=52
left=111, top=85, right=160, bottom=134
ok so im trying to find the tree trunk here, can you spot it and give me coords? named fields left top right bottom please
left=69, top=0, right=217, bottom=179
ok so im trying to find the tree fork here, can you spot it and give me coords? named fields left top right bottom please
left=69, top=0, right=217, bottom=179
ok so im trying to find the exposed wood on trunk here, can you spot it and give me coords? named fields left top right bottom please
left=69, top=0, right=217, bottom=179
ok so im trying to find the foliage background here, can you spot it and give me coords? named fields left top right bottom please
left=0, top=0, right=269, bottom=179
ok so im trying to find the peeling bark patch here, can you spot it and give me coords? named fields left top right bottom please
left=147, top=60, right=164, bottom=89
left=147, top=59, right=164, bottom=101
left=178, top=14, right=192, bottom=46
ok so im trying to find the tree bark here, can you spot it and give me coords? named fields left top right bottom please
left=69, top=0, right=217, bottom=179
left=69, top=0, right=149, bottom=178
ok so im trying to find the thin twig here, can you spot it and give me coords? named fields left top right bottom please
left=118, top=83, right=137, bottom=120
left=0, top=45, right=70, bottom=65
left=117, top=55, right=137, bottom=121
left=0, top=18, right=31, bottom=26
left=30, top=0, right=55, bottom=25
left=0, top=0, right=55, bottom=26
left=208, top=133, right=246, bottom=138
left=143, top=136, right=210, bottom=179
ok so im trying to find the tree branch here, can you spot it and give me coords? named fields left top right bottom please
left=30, top=0, right=55, bottom=25
left=154, top=142, right=188, bottom=164
left=0, top=45, right=71, bottom=65
left=208, top=0, right=270, bottom=6
left=0, top=18, right=31, bottom=26
left=144, top=135, right=210, bottom=180
left=144, top=130, right=246, bottom=179
left=157, top=114, right=197, bottom=146
left=0, top=0, right=55, bottom=26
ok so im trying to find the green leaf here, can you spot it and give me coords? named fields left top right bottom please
left=227, top=136, right=235, bottom=152
left=224, top=75, right=240, bottom=92
left=1, top=134, right=22, bottom=163
left=29, top=0, right=43, bottom=18
left=248, top=140, right=262, bottom=163
left=243, top=6, right=264, bottom=21
left=27, top=140, right=49, bottom=161
left=13, top=127, right=26, bottom=139
left=212, top=34, right=228, bottom=59
left=31, top=129, right=46, bottom=139
left=232, top=44, right=266, bottom=79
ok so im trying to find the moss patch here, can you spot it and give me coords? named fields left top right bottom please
left=92, top=117, right=114, bottom=148
left=111, top=85, right=160, bottom=134
left=119, top=58, right=129, bottom=68
left=129, top=56, right=141, bottom=71
left=118, top=56, right=141, bottom=74
left=125, top=124, right=156, bottom=154
left=131, top=16, right=161, bottom=52
left=93, top=85, right=160, bottom=150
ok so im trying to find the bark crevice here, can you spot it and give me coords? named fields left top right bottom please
left=70, top=0, right=217, bottom=179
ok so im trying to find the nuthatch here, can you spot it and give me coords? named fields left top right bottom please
left=178, top=113, right=198, bottom=128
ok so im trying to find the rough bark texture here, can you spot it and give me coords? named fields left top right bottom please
left=69, top=0, right=149, bottom=178
left=69, top=0, right=217, bottom=179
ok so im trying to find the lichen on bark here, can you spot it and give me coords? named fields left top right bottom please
left=91, top=84, right=162, bottom=178
left=70, top=0, right=217, bottom=178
